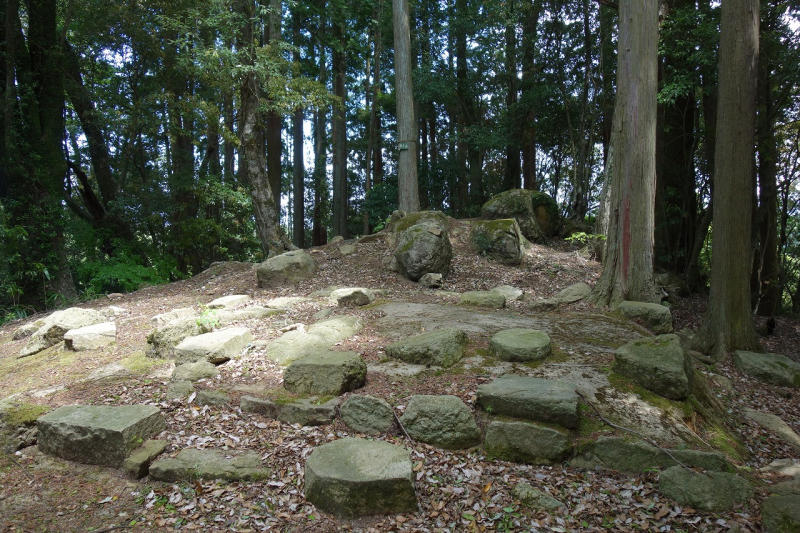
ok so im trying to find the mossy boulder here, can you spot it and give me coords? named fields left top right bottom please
left=340, top=395, right=395, bottom=435
left=617, top=301, right=673, bottom=334
left=658, top=466, right=753, bottom=512
left=399, top=395, right=480, bottom=449
left=385, top=328, right=468, bottom=368
left=459, top=290, right=506, bottom=309
left=481, top=189, right=560, bottom=243
left=256, top=250, right=317, bottom=288
left=613, top=334, right=693, bottom=400
left=489, top=329, right=551, bottom=362
left=470, top=219, right=526, bottom=265
left=392, top=222, right=453, bottom=281
left=283, top=351, right=367, bottom=396
left=476, top=375, right=580, bottom=429
left=388, top=210, right=450, bottom=235
left=484, top=421, right=572, bottom=465
left=733, top=350, right=800, bottom=389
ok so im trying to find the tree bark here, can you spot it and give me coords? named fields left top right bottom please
left=693, top=0, right=760, bottom=359
left=266, top=0, right=283, bottom=209
left=393, top=0, right=419, bottom=212
left=331, top=15, right=348, bottom=238
left=291, top=8, right=305, bottom=248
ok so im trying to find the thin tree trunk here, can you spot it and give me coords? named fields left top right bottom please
left=267, top=0, right=283, bottom=208
left=394, top=0, right=419, bottom=212
left=331, top=16, right=347, bottom=237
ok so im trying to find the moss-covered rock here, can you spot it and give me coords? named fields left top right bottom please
left=481, top=189, right=560, bottom=243
left=392, top=222, right=453, bottom=281
left=256, top=249, right=318, bottom=288
left=385, top=328, right=468, bottom=367
left=613, top=334, right=693, bottom=400
left=470, top=219, right=526, bottom=265
left=733, top=350, right=800, bottom=389
left=658, top=466, right=753, bottom=512
left=399, top=395, right=480, bottom=449
left=283, top=351, right=367, bottom=396
left=484, top=420, right=572, bottom=465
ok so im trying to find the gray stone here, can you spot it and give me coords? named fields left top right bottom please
left=617, top=301, right=673, bottom=334
left=530, top=282, right=592, bottom=309
left=257, top=250, right=317, bottom=288
left=658, top=466, right=753, bottom=512
left=419, top=273, right=443, bottom=288
left=99, top=306, right=127, bottom=318
left=471, top=219, right=525, bottom=265
left=571, top=436, right=730, bottom=473
left=233, top=306, right=283, bottom=320
left=512, top=482, right=566, bottom=511
left=206, top=295, right=250, bottom=309
left=20, top=308, right=106, bottom=357
left=146, top=318, right=204, bottom=359
left=149, top=448, right=269, bottom=482
left=393, top=222, right=453, bottom=281
left=367, top=361, right=430, bottom=378
left=240, top=395, right=341, bottom=426
left=485, top=421, right=572, bottom=465
left=64, top=322, right=116, bottom=351
left=492, top=285, right=524, bottom=301
left=711, top=374, right=735, bottom=393
left=772, top=478, right=800, bottom=496
left=476, top=374, right=579, bottom=429
left=37, top=405, right=166, bottom=467
left=265, top=296, right=308, bottom=308
left=340, top=395, right=395, bottom=435
left=762, top=494, right=800, bottom=533
left=151, top=307, right=197, bottom=327
left=339, top=244, right=357, bottom=256
left=12, top=322, right=41, bottom=341
left=733, top=351, right=800, bottom=389
left=86, top=362, right=130, bottom=381
left=267, top=316, right=363, bottom=365
left=305, top=438, right=417, bottom=518
left=399, top=395, right=480, bottom=449
left=481, top=189, right=560, bottom=242
left=744, top=409, right=800, bottom=453
left=313, top=309, right=334, bottom=320
left=167, top=381, right=195, bottom=400
left=283, top=351, right=367, bottom=396
left=489, top=329, right=551, bottom=362
left=330, top=288, right=375, bottom=307
left=387, top=209, right=450, bottom=235
left=123, top=439, right=167, bottom=479
left=761, top=459, right=800, bottom=477
left=174, top=327, right=252, bottom=364
left=459, top=291, right=506, bottom=309
left=196, top=390, right=230, bottom=406
left=172, top=361, right=219, bottom=382
left=385, top=328, right=468, bottom=368
left=613, top=334, right=693, bottom=400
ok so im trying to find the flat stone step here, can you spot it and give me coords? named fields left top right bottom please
left=64, top=322, right=116, bottom=351
left=283, top=351, right=366, bottom=396
left=206, top=295, right=251, bottom=309
left=241, top=396, right=341, bottom=426
left=305, top=438, right=417, bottom=517
left=484, top=420, right=571, bottom=465
left=385, top=328, right=468, bottom=368
left=37, top=405, right=166, bottom=467
left=267, top=316, right=362, bottom=365
left=399, top=395, right=480, bottom=450
left=489, top=329, right=551, bottom=362
left=174, top=327, right=252, bottom=364
left=613, top=334, right=693, bottom=400
left=149, top=449, right=269, bottom=482
left=476, top=374, right=579, bottom=429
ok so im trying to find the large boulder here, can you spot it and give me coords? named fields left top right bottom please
left=256, top=250, right=317, bottom=288
left=484, top=421, right=572, bottom=465
left=305, top=438, right=417, bottom=518
left=489, top=329, right=551, bottom=362
left=149, top=449, right=269, bottom=482
left=64, top=322, right=116, bottom=351
left=267, top=316, right=363, bottom=366
left=283, top=351, right=367, bottom=396
left=173, top=327, right=252, bottom=364
left=658, top=466, right=753, bottom=512
left=762, top=479, right=800, bottom=533
left=146, top=318, right=205, bottom=359
left=476, top=375, right=580, bottom=429
left=387, top=209, right=450, bottom=235
left=385, top=328, right=468, bottom=368
left=733, top=351, right=800, bottom=389
left=481, top=189, right=560, bottom=243
left=399, top=395, right=480, bottom=449
left=613, top=334, right=693, bottom=400
left=571, top=436, right=730, bottom=473
left=616, top=301, right=673, bottom=334
left=37, top=405, right=166, bottom=467
left=392, top=222, right=453, bottom=281
left=340, top=395, right=395, bottom=435
left=20, top=308, right=106, bottom=357
left=470, top=219, right=526, bottom=265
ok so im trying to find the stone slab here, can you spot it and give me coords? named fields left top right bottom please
left=64, top=322, right=116, bottom=351
left=385, top=328, right=468, bottom=368
left=283, top=351, right=367, bottom=396
left=174, top=327, right=252, bottom=364
left=123, top=439, right=167, bottom=479
left=476, top=374, right=579, bottom=429
left=206, top=295, right=250, bottom=309
left=149, top=448, right=269, bottom=482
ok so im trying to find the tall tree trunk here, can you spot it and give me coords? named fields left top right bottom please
left=589, top=0, right=659, bottom=306
left=503, top=2, right=520, bottom=192
left=266, top=0, right=283, bottom=208
left=331, top=15, right=347, bottom=238
left=520, top=0, right=541, bottom=190
left=693, top=0, right=760, bottom=359
left=291, top=8, right=305, bottom=248
left=394, top=0, right=419, bottom=212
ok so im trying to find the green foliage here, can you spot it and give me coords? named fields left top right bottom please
left=74, top=247, right=176, bottom=296
left=363, top=181, right=398, bottom=231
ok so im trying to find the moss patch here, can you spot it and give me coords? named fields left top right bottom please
left=608, top=372, right=694, bottom=419
left=120, top=351, right=166, bottom=375
left=1, top=403, right=50, bottom=427
left=707, top=423, right=748, bottom=463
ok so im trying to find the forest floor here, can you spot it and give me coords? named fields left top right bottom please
left=0, top=219, right=799, bottom=532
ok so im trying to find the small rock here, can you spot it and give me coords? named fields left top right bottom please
left=196, top=390, right=230, bottom=406
left=484, top=421, right=572, bottom=465
left=399, top=395, right=480, bottom=450
left=512, top=482, right=566, bottom=511
left=459, top=291, right=506, bottom=309
left=489, top=329, right=551, bottom=362
left=530, top=282, right=592, bottom=309
left=418, top=273, right=443, bottom=289
left=64, top=322, right=116, bottom=351
left=617, top=301, right=673, bottom=334
left=760, top=459, right=800, bottom=477
left=470, top=219, right=525, bottom=265
left=206, top=295, right=250, bottom=309
left=233, top=306, right=283, bottom=320
left=283, top=351, right=367, bottom=396
left=12, top=322, right=41, bottom=341
left=172, top=361, right=219, bottom=382
left=174, top=327, right=252, bottom=364
left=658, top=466, right=753, bottom=512
left=733, top=350, right=800, bottom=389
left=339, top=244, right=356, bottom=256
left=385, top=328, right=468, bottom=368
left=151, top=307, right=197, bottom=327
left=743, top=409, right=800, bottom=453
left=146, top=318, right=204, bottom=359
left=256, top=250, right=317, bottom=288
left=99, top=305, right=127, bottom=318
left=150, top=449, right=269, bottom=482
left=123, top=439, right=167, bottom=479
left=340, top=395, right=395, bottom=435
left=330, top=288, right=375, bottom=307
left=492, top=285, right=524, bottom=301
left=166, top=381, right=195, bottom=400
left=241, top=395, right=341, bottom=426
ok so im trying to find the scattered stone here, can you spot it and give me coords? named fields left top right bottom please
left=367, top=361, right=430, bottom=378
left=123, top=439, right=167, bottom=479
left=476, top=375, right=579, bottom=429
left=711, top=374, right=735, bottom=394
left=471, top=219, right=526, bottom=265
left=330, top=288, right=375, bottom=307
left=571, top=437, right=730, bottom=473
left=459, top=291, right=506, bottom=309
left=658, top=466, right=753, bottom=512
left=150, top=449, right=269, bottom=482
left=146, top=318, right=205, bottom=359
left=64, top=322, right=116, bottom=351
left=340, top=395, right=395, bottom=435
left=419, top=273, right=443, bottom=289
left=86, top=362, right=130, bottom=381
left=174, top=327, right=252, bottom=365
left=99, top=305, right=127, bottom=318
left=489, top=329, right=551, bottom=362
left=166, top=381, right=195, bottom=400
left=613, top=334, right=693, bottom=400
left=481, top=189, right=560, bottom=242
left=37, top=405, right=166, bottom=467
left=313, top=309, right=333, bottom=320
left=484, top=421, right=572, bottom=465
left=265, top=296, right=308, bottom=308
left=733, top=350, right=800, bottom=389
left=172, top=361, right=219, bottom=382
left=492, top=285, right=524, bottom=301
left=12, top=322, right=41, bottom=340
left=195, top=390, right=230, bottom=406
left=392, top=221, right=453, bottom=281
left=743, top=409, right=800, bottom=453
left=240, top=396, right=341, bottom=426
left=233, top=306, right=282, bottom=320
left=20, top=308, right=106, bottom=357
left=339, top=244, right=356, bottom=256
left=399, top=395, right=480, bottom=449
left=761, top=494, right=800, bottom=533
left=267, top=316, right=362, bottom=365
left=305, top=438, right=417, bottom=517
left=512, top=482, right=566, bottom=511
left=385, top=328, right=468, bottom=368
left=0, top=402, right=49, bottom=453
left=772, top=478, right=800, bottom=496
left=206, top=295, right=250, bottom=309
left=283, top=351, right=367, bottom=396
left=616, top=301, right=673, bottom=334
left=151, top=307, right=197, bottom=327
left=760, top=459, right=800, bottom=477
left=530, top=282, right=592, bottom=309
left=257, top=250, right=317, bottom=288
